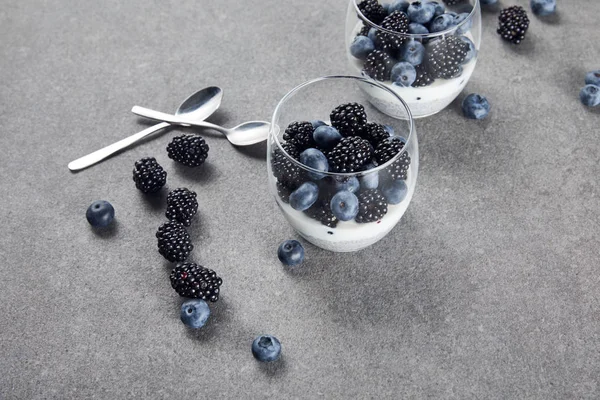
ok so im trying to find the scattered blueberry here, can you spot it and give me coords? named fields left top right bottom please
left=585, top=70, right=600, bottom=87
left=332, top=176, right=360, bottom=193
left=350, top=36, right=375, bottom=60
left=330, top=191, right=360, bottom=221
left=389, top=0, right=410, bottom=13
left=277, top=239, right=305, bottom=266
left=86, top=200, right=115, bottom=228
left=289, top=182, right=319, bottom=211
left=530, top=0, right=556, bottom=16
left=429, top=13, right=454, bottom=33
left=399, top=40, right=425, bottom=66
left=313, top=125, right=343, bottom=150
left=180, top=299, right=210, bottom=329
left=408, top=23, right=429, bottom=34
left=580, top=85, right=600, bottom=107
left=480, top=0, right=498, bottom=4
left=360, top=163, right=379, bottom=190
left=459, top=36, right=477, bottom=64
left=311, top=120, right=327, bottom=129
left=407, top=1, right=436, bottom=24
left=300, top=148, right=329, bottom=180
left=391, top=62, right=417, bottom=87
left=453, top=13, right=472, bottom=34
left=462, top=94, right=491, bottom=119
left=252, top=335, right=282, bottom=362
left=428, top=1, right=445, bottom=17
left=382, top=179, right=408, bottom=204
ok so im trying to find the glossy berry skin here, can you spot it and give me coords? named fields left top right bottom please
left=454, top=12, right=472, bottom=34
left=389, top=0, right=410, bottom=13
left=585, top=71, right=600, bottom=87
left=86, top=200, right=115, bottom=228
left=459, top=36, right=477, bottom=64
left=407, top=2, right=435, bottom=24
left=462, top=94, right=491, bottom=119
left=399, top=40, right=425, bottom=66
left=350, top=36, right=375, bottom=60
left=428, top=1, right=445, bottom=17
left=180, top=299, right=210, bottom=329
left=290, top=182, right=319, bottom=211
left=391, top=62, right=417, bottom=87
left=313, top=126, right=342, bottom=150
left=277, top=240, right=305, bottom=266
left=360, top=163, right=380, bottom=190
left=311, top=120, right=327, bottom=129
left=252, top=335, right=282, bottom=362
left=530, top=0, right=556, bottom=16
left=580, top=85, right=600, bottom=107
left=429, top=13, right=453, bottom=33
left=408, top=23, right=429, bottom=34
left=330, top=191, right=359, bottom=221
left=300, top=148, right=329, bottom=180
left=382, top=179, right=408, bottom=204
left=332, top=176, right=360, bottom=193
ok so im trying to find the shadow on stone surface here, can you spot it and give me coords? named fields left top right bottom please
left=91, top=220, right=120, bottom=238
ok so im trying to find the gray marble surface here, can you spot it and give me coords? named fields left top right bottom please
left=1, top=0, right=599, bottom=398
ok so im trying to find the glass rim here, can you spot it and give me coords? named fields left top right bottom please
left=270, top=75, right=415, bottom=178
left=352, top=0, right=479, bottom=39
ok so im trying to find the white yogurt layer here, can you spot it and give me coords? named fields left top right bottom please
left=348, top=25, right=477, bottom=118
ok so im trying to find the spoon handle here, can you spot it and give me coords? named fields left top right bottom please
left=67, top=122, right=170, bottom=171
left=131, top=106, right=227, bottom=133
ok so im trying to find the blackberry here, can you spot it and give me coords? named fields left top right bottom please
left=328, top=136, right=373, bottom=173
left=375, top=11, right=410, bottom=51
left=497, top=6, right=530, bottom=45
left=387, top=151, right=411, bottom=180
left=443, top=0, right=462, bottom=4
left=166, top=188, right=198, bottom=227
left=305, top=198, right=339, bottom=228
left=133, top=157, right=167, bottom=193
left=412, top=64, right=434, bottom=87
left=283, top=121, right=316, bottom=151
left=166, top=135, right=209, bottom=167
left=356, top=189, right=388, bottom=223
left=363, top=50, right=394, bottom=81
left=271, top=142, right=304, bottom=188
left=170, top=263, right=222, bottom=302
left=357, top=0, right=388, bottom=25
left=357, top=24, right=371, bottom=37
left=276, top=181, right=295, bottom=203
left=426, top=36, right=469, bottom=79
left=330, top=103, right=368, bottom=137
left=361, top=122, right=390, bottom=146
left=374, top=137, right=411, bottom=180
left=156, top=221, right=193, bottom=262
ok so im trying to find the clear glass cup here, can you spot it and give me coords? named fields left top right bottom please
left=267, top=76, right=418, bottom=252
left=346, top=0, right=481, bottom=118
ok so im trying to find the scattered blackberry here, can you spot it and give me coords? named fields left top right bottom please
left=133, top=157, right=167, bottom=193
left=166, top=188, right=198, bottom=227
left=362, top=122, right=390, bottom=146
left=166, top=135, right=209, bottom=167
left=156, top=221, right=193, bottom=262
left=170, top=263, right=222, bottom=302
left=356, top=189, right=388, bottom=223
left=426, top=36, right=469, bottom=79
left=330, top=103, right=368, bottom=137
left=357, top=24, right=371, bottom=37
left=497, top=6, right=529, bottom=45
left=357, top=0, right=388, bottom=25
left=375, top=11, right=410, bottom=51
left=364, top=50, right=394, bottom=81
left=271, top=143, right=304, bottom=188
left=329, top=136, right=373, bottom=173
left=413, top=64, right=434, bottom=87
left=283, top=121, right=316, bottom=151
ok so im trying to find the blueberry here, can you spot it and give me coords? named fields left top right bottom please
left=360, top=163, right=379, bottom=190
left=383, top=125, right=395, bottom=135
left=399, top=40, right=425, bottom=66
left=300, top=148, right=329, bottom=180
left=311, top=120, right=327, bottom=129
left=407, top=2, right=435, bottom=24
left=350, top=36, right=375, bottom=60
left=332, top=176, right=360, bottom=193
left=429, top=13, right=454, bottom=33
left=180, top=299, right=210, bottom=329
left=368, top=28, right=378, bottom=44
left=86, top=200, right=115, bottom=228
left=462, top=94, right=491, bottom=119
left=427, top=1, right=445, bottom=17
left=391, top=62, right=417, bottom=87
left=453, top=12, right=472, bottom=34
left=459, top=36, right=477, bottom=64
left=408, top=23, right=429, bottom=34
left=330, top=191, right=359, bottom=221
left=445, top=11, right=457, bottom=18
left=277, top=239, right=305, bottom=266
left=313, top=125, right=342, bottom=150
left=382, top=2, right=392, bottom=14
left=382, top=179, right=408, bottom=204
left=389, top=0, right=410, bottom=13
left=480, top=0, right=498, bottom=4
left=530, top=0, right=556, bottom=16
left=289, top=182, right=319, bottom=211
left=585, top=70, right=600, bottom=87
left=252, top=335, right=282, bottom=362
left=580, top=85, right=600, bottom=107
